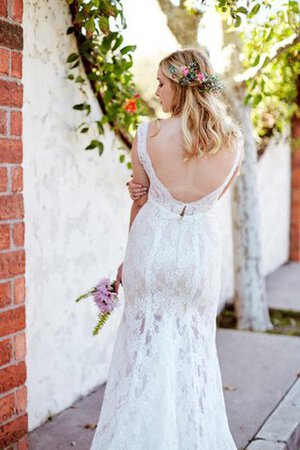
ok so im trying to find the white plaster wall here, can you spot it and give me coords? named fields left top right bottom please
left=217, top=131, right=291, bottom=311
left=24, top=0, right=131, bottom=430
left=23, top=0, right=291, bottom=431
left=258, top=131, right=291, bottom=275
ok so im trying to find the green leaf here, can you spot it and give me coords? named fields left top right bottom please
left=112, top=35, right=123, bottom=51
left=99, top=16, right=110, bottom=34
left=85, top=18, right=95, bottom=33
left=98, top=143, right=104, bottom=156
left=253, top=94, right=263, bottom=106
left=234, top=15, right=241, bottom=27
left=252, top=54, right=260, bottom=66
left=92, top=312, right=111, bottom=335
left=237, top=7, right=248, bottom=14
left=67, top=53, right=78, bottom=63
left=80, top=127, right=89, bottom=133
left=119, top=154, right=125, bottom=163
left=261, top=55, right=270, bottom=69
left=73, top=103, right=86, bottom=111
left=96, top=121, right=104, bottom=134
left=75, top=11, right=85, bottom=23
left=85, top=140, right=99, bottom=150
left=75, top=75, right=85, bottom=83
left=249, top=3, right=261, bottom=18
left=66, top=26, right=75, bottom=35
left=127, top=162, right=132, bottom=170
left=120, top=45, right=137, bottom=55
left=70, top=61, right=80, bottom=69
left=67, top=74, right=75, bottom=80
left=244, top=93, right=252, bottom=105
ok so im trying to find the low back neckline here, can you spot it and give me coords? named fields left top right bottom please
left=142, top=121, right=241, bottom=207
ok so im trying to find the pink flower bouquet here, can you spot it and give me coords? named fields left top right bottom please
left=75, top=277, right=120, bottom=335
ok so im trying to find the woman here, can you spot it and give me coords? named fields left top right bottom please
left=90, top=48, right=244, bottom=450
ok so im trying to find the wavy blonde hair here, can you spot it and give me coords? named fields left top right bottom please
left=154, top=48, right=242, bottom=161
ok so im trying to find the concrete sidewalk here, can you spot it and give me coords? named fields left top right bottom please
left=29, top=262, right=300, bottom=450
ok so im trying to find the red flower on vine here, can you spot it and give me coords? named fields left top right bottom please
left=124, top=98, right=137, bottom=113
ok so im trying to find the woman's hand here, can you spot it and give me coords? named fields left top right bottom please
left=115, top=263, right=123, bottom=295
left=126, top=179, right=148, bottom=201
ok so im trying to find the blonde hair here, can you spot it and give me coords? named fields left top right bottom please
left=155, top=48, right=242, bottom=161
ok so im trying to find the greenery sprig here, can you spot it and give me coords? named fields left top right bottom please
left=66, top=0, right=147, bottom=166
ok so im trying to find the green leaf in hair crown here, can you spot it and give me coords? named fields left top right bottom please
left=168, top=61, right=224, bottom=93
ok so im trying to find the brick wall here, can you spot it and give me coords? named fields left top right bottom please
left=0, top=1, right=27, bottom=449
left=290, top=75, right=300, bottom=261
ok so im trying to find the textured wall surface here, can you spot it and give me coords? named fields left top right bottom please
left=23, top=0, right=291, bottom=431
left=23, top=0, right=131, bottom=431
left=258, top=132, right=291, bottom=275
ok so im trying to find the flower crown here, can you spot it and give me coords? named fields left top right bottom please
left=168, top=61, right=223, bottom=93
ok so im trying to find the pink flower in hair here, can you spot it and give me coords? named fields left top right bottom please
left=182, top=66, right=189, bottom=77
left=196, top=71, right=205, bottom=82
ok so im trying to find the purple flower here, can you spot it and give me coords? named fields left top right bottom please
left=93, top=277, right=120, bottom=313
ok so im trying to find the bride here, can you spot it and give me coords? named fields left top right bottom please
left=90, top=47, right=244, bottom=450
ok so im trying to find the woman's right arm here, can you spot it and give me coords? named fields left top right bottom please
left=115, top=133, right=150, bottom=293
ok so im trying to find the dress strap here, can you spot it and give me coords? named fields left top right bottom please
left=218, top=133, right=244, bottom=194
left=136, top=122, right=148, bottom=168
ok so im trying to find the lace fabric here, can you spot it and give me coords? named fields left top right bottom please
left=90, top=121, right=242, bottom=450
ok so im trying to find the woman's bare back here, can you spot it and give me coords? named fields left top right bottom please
left=146, top=117, right=241, bottom=204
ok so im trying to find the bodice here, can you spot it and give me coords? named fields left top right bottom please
left=136, top=121, right=243, bottom=216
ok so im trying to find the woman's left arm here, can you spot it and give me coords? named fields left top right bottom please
left=128, top=132, right=150, bottom=229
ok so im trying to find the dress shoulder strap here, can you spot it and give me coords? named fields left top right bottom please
left=217, top=133, right=244, bottom=196
left=136, top=121, right=148, bottom=168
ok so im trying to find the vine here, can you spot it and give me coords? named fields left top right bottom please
left=66, top=0, right=147, bottom=168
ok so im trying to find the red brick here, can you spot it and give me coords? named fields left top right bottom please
left=0, top=338, right=12, bottom=366
left=11, top=167, right=22, bottom=192
left=0, top=281, right=11, bottom=308
left=0, top=166, right=8, bottom=192
left=0, top=20, right=23, bottom=51
left=13, top=277, right=24, bottom=305
left=0, top=110, right=7, bottom=135
left=12, top=222, right=24, bottom=247
left=0, top=48, right=9, bottom=76
left=0, top=413, right=27, bottom=448
left=0, top=306, right=25, bottom=338
left=14, top=333, right=25, bottom=361
left=0, top=250, right=25, bottom=281
left=10, top=111, right=22, bottom=136
left=11, top=0, right=23, bottom=23
left=0, top=224, right=10, bottom=250
left=0, top=139, right=22, bottom=164
left=0, top=393, right=15, bottom=423
left=291, top=248, right=300, bottom=260
left=0, top=0, right=8, bottom=17
left=17, top=435, right=27, bottom=450
left=11, top=52, right=22, bottom=79
left=0, top=194, right=24, bottom=220
left=15, top=386, right=26, bottom=415
left=0, top=80, right=23, bottom=108
left=0, top=362, right=26, bottom=395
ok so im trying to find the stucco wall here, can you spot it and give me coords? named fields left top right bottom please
left=24, top=0, right=291, bottom=431
left=24, top=0, right=130, bottom=430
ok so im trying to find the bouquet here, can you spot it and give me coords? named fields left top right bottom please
left=75, top=277, right=120, bottom=335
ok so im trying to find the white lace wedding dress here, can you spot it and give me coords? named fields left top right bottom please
left=90, top=121, right=243, bottom=450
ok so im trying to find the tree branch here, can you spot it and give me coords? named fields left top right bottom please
left=157, top=0, right=203, bottom=47
left=234, top=32, right=300, bottom=84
